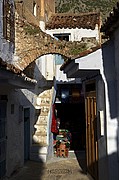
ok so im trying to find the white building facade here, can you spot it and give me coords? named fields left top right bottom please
left=60, top=6, right=119, bottom=178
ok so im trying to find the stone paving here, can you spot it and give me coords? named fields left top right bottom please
left=8, top=152, right=93, bottom=180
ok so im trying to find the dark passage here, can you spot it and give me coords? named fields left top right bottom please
left=55, top=102, right=86, bottom=151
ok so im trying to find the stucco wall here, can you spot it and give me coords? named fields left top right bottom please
left=96, top=77, right=108, bottom=180
left=83, top=44, right=118, bottom=180
left=114, top=25, right=119, bottom=120
left=0, top=85, right=36, bottom=177
left=113, top=24, right=119, bottom=180
left=71, top=46, right=118, bottom=179
left=101, top=41, right=119, bottom=180
left=46, top=26, right=99, bottom=41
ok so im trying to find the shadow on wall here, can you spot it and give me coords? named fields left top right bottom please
left=88, top=40, right=119, bottom=180
left=74, top=151, right=87, bottom=175
left=75, top=151, right=118, bottom=180
left=24, top=58, right=54, bottom=96
left=10, top=57, right=54, bottom=179
left=9, top=90, right=45, bottom=180
left=74, top=40, right=119, bottom=180
left=102, top=41, right=117, bottom=119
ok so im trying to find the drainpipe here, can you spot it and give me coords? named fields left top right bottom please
left=40, top=0, right=45, bottom=31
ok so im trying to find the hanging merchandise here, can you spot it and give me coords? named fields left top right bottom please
left=51, top=104, right=59, bottom=134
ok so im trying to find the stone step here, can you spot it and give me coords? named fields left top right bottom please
left=36, top=97, right=51, bottom=106
left=35, top=122, right=47, bottom=126
left=30, top=153, right=47, bottom=163
left=34, top=124, right=47, bottom=131
left=40, top=106, right=50, bottom=114
left=31, top=145, right=48, bottom=153
left=30, top=145, right=48, bottom=162
left=38, top=90, right=52, bottom=98
left=38, top=115, right=47, bottom=121
left=36, top=117, right=47, bottom=125
left=35, top=132, right=47, bottom=136
left=32, top=134, right=47, bottom=144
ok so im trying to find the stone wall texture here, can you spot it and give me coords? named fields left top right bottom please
left=14, top=11, right=98, bottom=71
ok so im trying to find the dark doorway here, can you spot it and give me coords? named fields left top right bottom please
left=24, top=108, right=30, bottom=161
left=55, top=102, right=86, bottom=151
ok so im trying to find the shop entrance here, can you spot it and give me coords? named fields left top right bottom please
left=55, top=101, right=86, bottom=151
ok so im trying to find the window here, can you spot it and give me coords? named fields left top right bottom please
left=3, top=0, right=14, bottom=42
left=33, top=1, right=37, bottom=16
left=53, top=33, right=70, bottom=41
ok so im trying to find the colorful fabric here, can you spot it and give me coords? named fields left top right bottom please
left=51, top=104, right=59, bottom=134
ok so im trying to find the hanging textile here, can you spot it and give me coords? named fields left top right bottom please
left=51, top=104, right=58, bottom=134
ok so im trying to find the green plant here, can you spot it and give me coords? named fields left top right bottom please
left=56, top=0, right=119, bottom=21
left=70, top=44, right=87, bottom=55
left=24, top=25, right=40, bottom=35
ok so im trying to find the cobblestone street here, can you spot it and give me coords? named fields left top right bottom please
left=7, top=152, right=93, bottom=180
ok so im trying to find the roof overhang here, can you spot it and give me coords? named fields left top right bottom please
left=0, top=68, right=36, bottom=89
left=62, top=48, right=102, bottom=80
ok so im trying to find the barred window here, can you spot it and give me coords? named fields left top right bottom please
left=3, top=0, right=15, bottom=42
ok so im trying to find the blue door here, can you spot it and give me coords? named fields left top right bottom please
left=0, top=101, right=7, bottom=178
left=24, top=108, right=30, bottom=161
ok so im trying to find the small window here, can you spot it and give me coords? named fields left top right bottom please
left=33, top=1, right=37, bottom=16
left=53, top=33, right=70, bottom=41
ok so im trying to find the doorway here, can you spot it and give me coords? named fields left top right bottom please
left=55, top=101, right=86, bottom=151
left=24, top=108, right=30, bottom=161
left=0, top=101, right=7, bottom=178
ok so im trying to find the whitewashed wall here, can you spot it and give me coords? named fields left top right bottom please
left=46, top=25, right=99, bottom=42
left=100, top=42, right=118, bottom=180
left=39, top=55, right=55, bottom=81
left=114, top=24, right=119, bottom=120
left=45, top=24, right=100, bottom=84
left=113, top=23, right=119, bottom=179
left=0, top=87, right=36, bottom=177
left=75, top=46, right=118, bottom=180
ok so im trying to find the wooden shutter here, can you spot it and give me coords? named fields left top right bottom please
left=3, top=0, right=14, bottom=42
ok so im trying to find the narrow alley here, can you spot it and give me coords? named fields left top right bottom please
left=1, top=0, right=119, bottom=180
left=7, top=152, right=93, bottom=180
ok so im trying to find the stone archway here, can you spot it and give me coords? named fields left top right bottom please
left=14, top=12, right=98, bottom=72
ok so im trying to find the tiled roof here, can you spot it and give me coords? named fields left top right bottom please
left=0, top=58, right=21, bottom=74
left=60, top=45, right=101, bottom=71
left=101, top=2, right=119, bottom=35
left=46, top=12, right=100, bottom=30
left=0, top=58, right=36, bottom=83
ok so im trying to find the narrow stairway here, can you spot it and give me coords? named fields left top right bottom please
left=30, top=89, right=53, bottom=162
